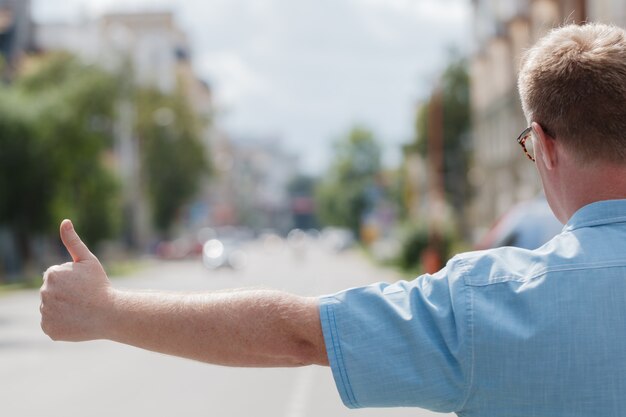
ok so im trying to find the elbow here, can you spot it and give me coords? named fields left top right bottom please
left=290, top=338, right=329, bottom=367
left=275, top=294, right=329, bottom=367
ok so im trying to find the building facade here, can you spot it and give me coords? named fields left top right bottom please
left=0, top=0, right=33, bottom=78
left=469, top=0, right=626, bottom=233
left=226, top=136, right=299, bottom=233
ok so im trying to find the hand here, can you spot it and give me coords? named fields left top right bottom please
left=40, top=219, right=114, bottom=341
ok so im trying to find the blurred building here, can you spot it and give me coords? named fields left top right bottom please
left=469, top=0, right=626, bottom=234
left=216, top=136, right=299, bottom=233
left=0, top=0, right=34, bottom=78
left=37, top=12, right=194, bottom=93
left=186, top=131, right=300, bottom=234
left=36, top=12, right=215, bottom=248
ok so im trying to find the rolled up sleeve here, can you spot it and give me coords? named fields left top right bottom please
left=319, top=263, right=470, bottom=412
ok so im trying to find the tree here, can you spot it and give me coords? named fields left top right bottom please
left=315, top=126, right=381, bottom=238
left=412, top=55, right=472, bottom=234
left=0, top=51, right=212, bottom=281
left=135, top=86, right=209, bottom=235
left=0, top=53, right=121, bottom=267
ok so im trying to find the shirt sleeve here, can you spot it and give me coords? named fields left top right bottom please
left=318, top=262, right=470, bottom=412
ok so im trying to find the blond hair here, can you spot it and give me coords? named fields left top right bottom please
left=518, top=23, right=626, bottom=163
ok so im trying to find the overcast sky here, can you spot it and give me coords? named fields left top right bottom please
left=33, top=0, right=471, bottom=174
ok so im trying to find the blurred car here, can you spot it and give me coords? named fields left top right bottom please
left=320, top=227, right=355, bottom=252
left=476, top=196, right=563, bottom=250
left=155, top=236, right=198, bottom=260
left=201, top=228, right=251, bottom=270
left=202, top=238, right=247, bottom=270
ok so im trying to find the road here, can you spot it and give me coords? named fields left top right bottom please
left=0, top=238, right=452, bottom=417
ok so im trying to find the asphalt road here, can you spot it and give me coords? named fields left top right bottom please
left=0, top=238, right=452, bottom=417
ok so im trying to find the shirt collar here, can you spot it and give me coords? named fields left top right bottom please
left=563, top=199, right=626, bottom=232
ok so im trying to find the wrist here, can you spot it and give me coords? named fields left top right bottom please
left=96, top=287, right=124, bottom=341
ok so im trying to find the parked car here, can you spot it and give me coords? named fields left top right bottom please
left=476, top=196, right=563, bottom=250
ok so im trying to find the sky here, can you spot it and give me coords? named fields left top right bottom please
left=32, top=0, right=471, bottom=174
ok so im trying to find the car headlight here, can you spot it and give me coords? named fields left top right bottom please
left=203, top=239, right=224, bottom=259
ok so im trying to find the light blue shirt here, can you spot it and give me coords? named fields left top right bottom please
left=319, top=199, right=626, bottom=416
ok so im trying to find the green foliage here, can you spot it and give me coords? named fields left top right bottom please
left=0, top=53, right=121, bottom=247
left=0, top=51, right=211, bottom=278
left=413, top=56, right=472, bottom=210
left=397, top=223, right=429, bottom=271
left=315, top=126, right=381, bottom=238
left=0, top=94, right=54, bottom=233
left=396, top=222, right=456, bottom=272
left=135, top=87, right=208, bottom=234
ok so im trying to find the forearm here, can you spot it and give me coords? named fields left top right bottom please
left=101, top=288, right=329, bottom=367
left=41, top=221, right=328, bottom=367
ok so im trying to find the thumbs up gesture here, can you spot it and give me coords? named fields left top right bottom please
left=40, top=220, right=114, bottom=342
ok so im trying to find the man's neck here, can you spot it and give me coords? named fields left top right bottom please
left=563, top=162, right=626, bottom=220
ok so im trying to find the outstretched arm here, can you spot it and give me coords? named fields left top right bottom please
left=40, top=220, right=328, bottom=367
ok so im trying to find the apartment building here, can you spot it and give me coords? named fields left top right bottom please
left=469, top=0, right=625, bottom=232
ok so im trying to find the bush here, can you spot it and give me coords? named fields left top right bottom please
left=397, top=222, right=456, bottom=273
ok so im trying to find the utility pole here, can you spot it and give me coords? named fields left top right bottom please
left=424, top=86, right=445, bottom=274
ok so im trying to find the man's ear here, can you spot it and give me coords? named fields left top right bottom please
left=531, top=122, right=557, bottom=170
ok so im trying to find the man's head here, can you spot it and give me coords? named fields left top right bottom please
left=518, top=23, right=626, bottom=165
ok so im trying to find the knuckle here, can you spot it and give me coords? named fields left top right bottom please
left=41, top=321, right=59, bottom=341
left=40, top=285, right=52, bottom=300
left=40, top=318, right=51, bottom=335
left=43, top=265, right=72, bottom=286
left=39, top=289, right=49, bottom=303
left=67, top=235, right=80, bottom=246
left=44, top=264, right=70, bottom=281
left=44, top=270, right=58, bottom=284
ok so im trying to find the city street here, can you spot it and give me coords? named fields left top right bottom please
left=0, top=238, right=451, bottom=417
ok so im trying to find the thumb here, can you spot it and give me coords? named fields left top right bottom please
left=60, top=219, right=97, bottom=263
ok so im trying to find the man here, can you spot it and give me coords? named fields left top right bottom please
left=41, top=23, right=626, bottom=416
